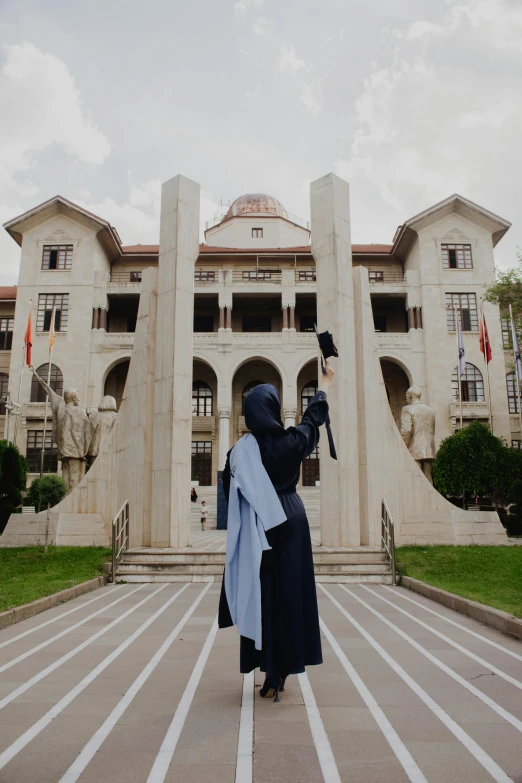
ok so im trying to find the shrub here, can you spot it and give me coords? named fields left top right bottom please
left=504, top=479, right=522, bottom=536
left=28, top=475, right=67, bottom=512
left=0, top=441, right=29, bottom=532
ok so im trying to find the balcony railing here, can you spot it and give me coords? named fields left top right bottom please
left=295, top=269, right=316, bottom=282
left=232, top=269, right=282, bottom=283
left=194, top=271, right=219, bottom=285
left=368, top=270, right=405, bottom=284
left=109, top=271, right=142, bottom=283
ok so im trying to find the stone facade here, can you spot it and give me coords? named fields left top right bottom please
left=0, top=185, right=517, bottom=502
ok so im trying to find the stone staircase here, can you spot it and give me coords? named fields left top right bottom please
left=113, top=548, right=393, bottom=584
left=190, top=486, right=320, bottom=528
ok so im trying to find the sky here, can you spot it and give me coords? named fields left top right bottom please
left=0, top=0, right=521, bottom=284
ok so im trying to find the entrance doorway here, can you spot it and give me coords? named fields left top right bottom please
left=104, top=360, right=130, bottom=410
left=303, top=445, right=319, bottom=486
left=191, top=440, right=212, bottom=486
left=380, top=359, right=411, bottom=428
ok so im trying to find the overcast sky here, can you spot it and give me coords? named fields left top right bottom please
left=0, top=0, right=521, bottom=284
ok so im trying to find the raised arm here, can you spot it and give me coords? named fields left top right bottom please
left=30, top=367, right=58, bottom=406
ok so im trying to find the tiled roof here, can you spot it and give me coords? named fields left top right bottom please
left=122, top=243, right=392, bottom=255
left=0, top=286, right=17, bottom=300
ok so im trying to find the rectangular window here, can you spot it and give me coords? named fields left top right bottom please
left=441, top=243, right=473, bottom=270
left=37, top=294, right=69, bottom=332
left=374, top=315, right=387, bottom=333
left=298, top=270, right=316, bottom=281
left=242, top=315, right=272, bottom=332
left=26, top=430, right=58, bottom=473
left=42, top=245, right=73, bottom=270
left=512, top=440, right=522, bottom=450
left=445, top=293, right=478, bottom=331
left=369, top=271, right=384, bottom=282
left=252, top=228, right=263, bottom=238
left=242, top=269, right=274, bottom=280
left=507, top=373, right=520, bottom=414
left=0, top=318, right=14, bottom=350
left=194, top=270, right=216, bottom=281
left=191, top=440, right=212, bottom=485
left=501, top=318, right=511, bottom=348
left=299, top=315, right=316, bottom=332
left=130, top=271, right=142, bottom=282
left=193, top=315, right=215, bottom=332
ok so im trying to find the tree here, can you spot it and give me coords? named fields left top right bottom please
left=484, top=254, right=522, bottom=335
left=0, top=440, right=29, bottom=532
left=504, top=479, right=522, bottom=536
left=28, top=475, right=67, bottom=512
left=432, top=421, right=521, bottom=502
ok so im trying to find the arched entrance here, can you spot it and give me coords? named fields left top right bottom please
left=192, top=359, right=218, bottom=487
left=380, top=358, right=410, bottom=428
left=297, top=359, right=319, bottom=486
left=232, top=359, right=282, bottom=443
left=104, top=360, right=130, bottom=410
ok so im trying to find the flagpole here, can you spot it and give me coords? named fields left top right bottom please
left=40, top=306, right=55, bottom=478
left=455, top=307, right=463, bottom=430
left=14, top=299, right=33, bottom=444
left=509, top=304, right=522, bottom=442
left=480, top=298, right=493, bottom=432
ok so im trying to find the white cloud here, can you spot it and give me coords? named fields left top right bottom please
left=300, top=81, right=322, bottom=115
left=278, top=44, right=310, bottom=74
left=252, top=18, right=268, bottom=36
left=245, top=84, right=261, bottom=98
left=233, top=0, right=263, bottom=17
left=336, top=0, right=522, bottom=266
left=0, top=42, right=111, bottom=283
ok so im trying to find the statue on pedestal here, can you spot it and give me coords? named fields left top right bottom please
left=401, top=386, right=436, bottom=484
left=88, top=396, right=118, bottom=465
left=31, top=368, right=93, bottom=492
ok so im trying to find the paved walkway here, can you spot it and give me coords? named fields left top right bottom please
left=0, top=583, right=521, bottom=783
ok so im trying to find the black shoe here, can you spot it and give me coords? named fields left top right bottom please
left=259, top=676, right=282, bottom=702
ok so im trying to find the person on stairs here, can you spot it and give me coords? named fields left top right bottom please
left=200, top=500, right=208, bottom=531
left=218, top=361, right=334, bottom=702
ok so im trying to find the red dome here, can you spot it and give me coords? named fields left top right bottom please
left=224, top=193, right=286, bottom=220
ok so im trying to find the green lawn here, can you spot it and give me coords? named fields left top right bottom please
left=0, top=547, right=111, bottom=612
left=396, top=546, right=522, bottom=618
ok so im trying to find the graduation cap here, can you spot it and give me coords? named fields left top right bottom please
left=314, top=324, right=338, bottom=461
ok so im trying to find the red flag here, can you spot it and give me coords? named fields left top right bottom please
left=479, top=314, right=492, bottom=364
left=24, top=310, right=33, bottom=367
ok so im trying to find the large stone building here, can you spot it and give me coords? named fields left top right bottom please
left=1, top=190, right=519, bottom=490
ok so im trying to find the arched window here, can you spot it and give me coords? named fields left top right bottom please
left=301, top=381, right=318, bottom=414
left=507, top=372, right=520, bottom=414
left=192, top=381, right=213, bottom=416
left=451, top=363, right=484, bottom=402
left=30, top=364, right=63, bottom=403
left=0, top=373, right=8, bottom=415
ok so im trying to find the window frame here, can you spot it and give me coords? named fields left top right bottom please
left=0, top=317, right=14, bottom=350
left=26, top=429, right=58, bottom=473
left=252, top=228, right=263, bottom=239
left=451, top=363, right=485, bottom=402
left=507, top=372, right=520, bottom=414
left=301, top=381, right=318, bottom=414
left=445, top=292, right=479, bottom=332
left=41, top=244, right=73, bottom=271
left=441, top=243, right=473, bottom=270
left=0, top=372, right=8, bottom=415
left=30, top=364, right=64, bottom=403
left=37, top=293, right=69, bottom=333
left=192, top=381, right=213, bottom=417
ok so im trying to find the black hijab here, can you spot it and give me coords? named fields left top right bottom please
left=244, top=384, right=285, bottom=435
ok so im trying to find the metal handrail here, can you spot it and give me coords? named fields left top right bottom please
left=381, top=499, right=396, bottom=584
left=111, top=500, right=129, bottom=583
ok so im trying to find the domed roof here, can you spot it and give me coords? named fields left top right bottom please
left=224, top=193, right=286, bottom=220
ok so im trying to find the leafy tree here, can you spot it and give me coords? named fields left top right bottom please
left=484, top=254, right=522, bottom=336
left=432, top=421, right=521, bottom=502
left=28, top=475, right=67, bottom=512
left=0, top=440, right=29, bottom=531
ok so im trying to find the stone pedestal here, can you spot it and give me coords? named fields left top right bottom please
left=311, top=173, right=361, bottom=547
left=151, top=175, right=200, bottom=548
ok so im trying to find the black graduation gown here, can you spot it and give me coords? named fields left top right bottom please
left=218, top=390, right=329, bottom=677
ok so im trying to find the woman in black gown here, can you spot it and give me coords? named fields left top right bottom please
left=218, top=362, right=334, bottom=699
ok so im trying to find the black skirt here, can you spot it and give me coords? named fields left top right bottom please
left=219, top=489, right=322, bottom=677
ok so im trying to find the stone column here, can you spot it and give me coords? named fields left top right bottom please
left=92, top=307, right=100, bottom=329
left=407, top=307, right=415, bottom=331
left=282, top=306, right=288, bottom=330
left=218, top=407, right=231, bottom=469
left=151, top=175, right=200, bottom=548
left=415, top=306, right=423, bottom=329
left=219, top=307, right=225, bottom=330
left=99, top=307, right=107, bottom=331
left=311, top=173, right=360, bottom=547
left=289, top=306, right=295, bottom=329
left=283, top=407, right=297, bottom=428
left=225, top=306, right=232, bottom=330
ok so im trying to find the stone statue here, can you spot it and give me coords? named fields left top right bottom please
left=88, top=396, right=118, bottom=464
left=31, top=368, right=93, bottom=492
left=401, top=386, right=436, bottom=483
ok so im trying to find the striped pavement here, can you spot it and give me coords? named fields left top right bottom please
left=0, top=583, right=521, bottom=782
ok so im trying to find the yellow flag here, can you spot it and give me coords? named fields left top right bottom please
left=49, top=306, right=56, bottom=352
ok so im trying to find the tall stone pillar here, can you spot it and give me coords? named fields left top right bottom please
left=283, top=407, right=297, bottom=428
left=311, top=173, right=360, bottom=547
left=218, top=407, right=231, bottom=469
left=219, top=307, right=225, bottom=330
left=282, top=306, right=288, bottom=330
left=225, top=306, right=232, bottom=330
left=151, top=175, right=200, bottom=548
left=289, top=306, right=295, bottom=330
